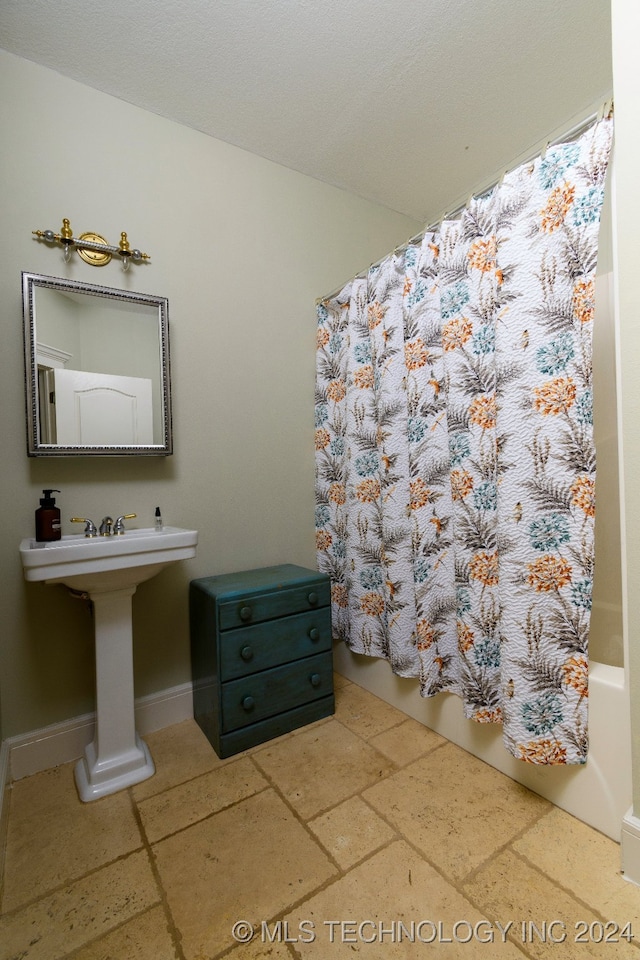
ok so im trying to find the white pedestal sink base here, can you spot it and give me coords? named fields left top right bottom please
left=19, top=526, right=198, bottom=803
left=75, top=733, right=155, bottom=802
left=74, top=584, right=155, bottom=802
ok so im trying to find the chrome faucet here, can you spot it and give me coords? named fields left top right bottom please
left=71, top=517, right=98, bottom=538
left=113, top=514, right=137, bottom=535
left=99, top=516, right=114, bottom=537
left=70, top=513, right=136, bottom=537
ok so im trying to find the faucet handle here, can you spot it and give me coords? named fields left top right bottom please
left=70, top=517, right=97, bottom=538
left=113, top=513, right=137, bottom=535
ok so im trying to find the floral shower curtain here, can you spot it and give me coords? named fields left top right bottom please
left=315, top=117, right=613, bottom=765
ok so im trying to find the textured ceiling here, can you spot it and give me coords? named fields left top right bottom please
left=0, top=0, right=612, bottom=221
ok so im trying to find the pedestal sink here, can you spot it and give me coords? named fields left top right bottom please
left=20, top=526, right=198, bottom=801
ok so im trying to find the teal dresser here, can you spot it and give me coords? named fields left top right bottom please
left=190, top=564, right=334, bottom=758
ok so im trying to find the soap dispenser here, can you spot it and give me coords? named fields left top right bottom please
left=35, top=489, right=61, bottom=542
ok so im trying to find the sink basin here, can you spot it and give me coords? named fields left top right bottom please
left=20, top=525, right=197, bottom=592
left=19, top=525, right=198, bottom=801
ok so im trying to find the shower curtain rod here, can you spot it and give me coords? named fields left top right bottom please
left=317, top=97, right=614, bottom=305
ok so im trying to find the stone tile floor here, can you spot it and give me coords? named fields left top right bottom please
left=1, top=674, right=639, bottom=959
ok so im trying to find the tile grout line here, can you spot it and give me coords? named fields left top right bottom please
left=241, top=740, right=424, bottom=937
left=133, top=714, right=334, bottom=806
left=128, top=785, right=190, bottom=960
left=210, top=838, right=404, bottom=960
left=506, top=845, right=640, bottom=946
left=58, top=903, right=170, bottom=960
left=247, top=749, right=345, bottom=876
left=453, top=845, right=640, bottom=960
left=0, top=841, right=149, bottom=920
left=456, top=802, right=556, bottom=888
left=142, top=780, right=274, bottom=846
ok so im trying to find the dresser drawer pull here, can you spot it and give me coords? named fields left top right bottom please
left=308, top=627, right=320, bottom=641
left=241, top=696, right=255, bottom=712
left=240, top=645, right=254, bottom=662
left=307, top=591, right=319, bottom=606
left=309, top=673, right=322, bottom=688
left=239, top=605, right=253, bottom=622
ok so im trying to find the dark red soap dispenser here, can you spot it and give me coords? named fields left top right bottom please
left=35, top=489, right=61, bottom=542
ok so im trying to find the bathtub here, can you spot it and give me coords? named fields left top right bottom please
left=333, top=644, right=631, bottom=841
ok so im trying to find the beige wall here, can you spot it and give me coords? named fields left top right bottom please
left=612, top=0, right=640, bottom=812
left=0, top=50, right=421, bottom=740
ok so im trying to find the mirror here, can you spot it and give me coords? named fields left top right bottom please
left=22, top=272, right=172, bottom=456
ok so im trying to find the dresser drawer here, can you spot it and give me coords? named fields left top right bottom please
left=219, top=609, right=331, bottom=680
left=218, top=580, right=330, bottom=631
left=219, top=696, right=334, bottom=758
left=221, top=651, right=333, bottom=732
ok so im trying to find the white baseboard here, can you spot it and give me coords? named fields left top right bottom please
left=0, top=740, right=9, bottom=809
left=621, top=808, right=640, bottom=885
left=0, top=737, right=10, bottom=827
left=0, top=737, right=11, bottom=893
left=6, top=681, right=194, bottom=782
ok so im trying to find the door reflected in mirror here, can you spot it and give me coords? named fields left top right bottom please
left=23, top=273, right=172, bottom=456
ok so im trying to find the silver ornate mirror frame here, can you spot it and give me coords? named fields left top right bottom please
left=22, top=272, right=173, bottom=456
